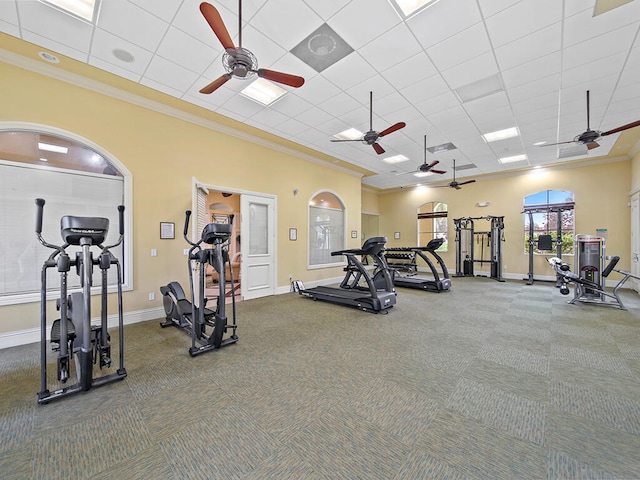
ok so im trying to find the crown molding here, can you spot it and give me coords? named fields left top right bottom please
left=0, top=47, right=364, bottom=179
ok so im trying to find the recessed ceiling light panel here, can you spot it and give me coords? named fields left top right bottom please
left=383, top=154, right=409, bottom=164
left=388, top=0, right=440, bottom=19
left=482, top=127, right=519, bottom=143
left=240, top=78, right=287, bottom=106
left=334, top=128, right=363, bottom=141
left=498, top=154, right=527, bottom=164
left=38, top=0, right=100, bottom=23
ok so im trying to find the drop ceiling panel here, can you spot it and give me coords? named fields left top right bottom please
left=17, top=1, right=93, bottom=53
left=380, top=52, right=438, bottom=90
left=156, top=26, right=220, bottom=74
left=250, top=0, right=322, bottom=51
left=327, top=0, right=400, bottom=51
left=98, top=1, right=169, bottom=52
left=358, top=23, right=423, bottom=73
left=484, top=0, right=561, bottom=48
left=493, top=23, right=562, bottom=71
left=439, top=52, right=499, bottom=90
left=407, top=0, right=482, bottom=50
left=427, top=23, right=492, bottom=73
left=320, top=52, right=377, bottom=91
left=90, top=29, right=154, bottom=75
left=129, top=0, right=182, bottom=23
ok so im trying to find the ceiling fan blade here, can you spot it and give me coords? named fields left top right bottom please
left=379, top=122, right=406, bottom=137
left=458, top=180, right=476, bottom=186
left=372, top=143, right=385, bottom=155
left=199, top=74, right=232, bottom=94
left=257, top=69, right=305, bottom=88
left=538, top=140, right=579, bottom=147
left=586, top=141, right=600, bottom=150
left=427, top=160, right=440, bottom=168
left=199, top=2, right=235, bottom=51
left=431, top=169, right=446, bottom=174
left=601, top=120, right=640, bottom=136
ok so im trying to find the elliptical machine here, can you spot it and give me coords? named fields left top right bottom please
left=160, top=210, right=238, bottom=356
left=35, top=198, right=127, bottom=404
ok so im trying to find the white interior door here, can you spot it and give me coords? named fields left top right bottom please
left=631, top=193, right=639, bottom=293
left=241, top=193, right=276, bottom=300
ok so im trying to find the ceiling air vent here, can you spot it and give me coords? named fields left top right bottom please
left=454, top=163, right=476, bottom=171
left=427, top=142, right=457, bottom=153
left=290, top=24, right=353, bottom=73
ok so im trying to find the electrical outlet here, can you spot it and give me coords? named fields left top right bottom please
left=151, top=248, right=157, bottom=257
left=183, top=248, right=189, bottom=256
left=149, top=292, right=155, bottom=301
left=289, top=274, right=293, bottom=281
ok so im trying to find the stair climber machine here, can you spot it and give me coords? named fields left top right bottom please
left=384, top=237, right=452, bottom=292
left=298, top=236, right=396, bottom=314
left=160, top=210, right=238, bottom=356
left=35, top=198, right=127, bottom=404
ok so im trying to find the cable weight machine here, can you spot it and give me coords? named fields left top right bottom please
left=453, top=216, right=505, bottom=282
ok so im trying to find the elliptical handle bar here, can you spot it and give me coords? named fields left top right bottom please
left=35, top=198, right=45, bottom=234
left=103, top=205, right=126, bottom=250
left=183, top=210, right=199, bottom=248
left=34, top=198, right=65, bottom=254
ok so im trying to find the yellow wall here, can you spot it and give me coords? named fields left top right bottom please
left=378, top=160, right=632, bottom=278
left=0, top=62, right=362, bottom=335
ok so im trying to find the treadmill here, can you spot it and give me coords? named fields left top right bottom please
left=298, top=236, right=396, bottom=313
left=385, top=238, right=452, bottom=292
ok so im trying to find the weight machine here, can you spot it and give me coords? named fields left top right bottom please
left=548, top=234, right=640, bottom=309
left=523, top=202, right=573, bottom=285
left=453, top=216, right=505, bottom=282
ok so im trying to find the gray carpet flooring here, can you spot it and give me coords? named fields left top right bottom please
left=2, top=277, right=640, bottom=479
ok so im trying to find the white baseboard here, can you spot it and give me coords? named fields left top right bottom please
left=0, top=307, right=165, bottom=350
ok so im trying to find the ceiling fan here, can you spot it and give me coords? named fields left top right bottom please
left=397, top=134, right=447, bottom=176
left=331, top=91, right=406, bottom=154
left=539, top=90, right=640, bottom=150
left=198, top=1, right=305, bottom=94
left=434, top=159, right=476, bottom=190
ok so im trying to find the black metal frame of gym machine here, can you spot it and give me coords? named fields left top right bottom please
left=453, top=216, right=505, bottom=282
left=523, top=202, right=574, bottom=285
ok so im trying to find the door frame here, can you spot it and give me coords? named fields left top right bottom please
left=192, top=178, right=277, bottom=300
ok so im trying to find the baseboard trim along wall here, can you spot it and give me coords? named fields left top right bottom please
left=0, top=307, right=165, bottom=350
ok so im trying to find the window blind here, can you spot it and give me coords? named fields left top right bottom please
left=0, top=161, right=124, bottom=297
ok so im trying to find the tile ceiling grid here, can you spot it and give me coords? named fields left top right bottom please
left=0, top=0, right=639, bottom=190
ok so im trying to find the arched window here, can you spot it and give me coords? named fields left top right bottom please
left=418, top=202, right=448, bottom=251
left=523, top=190, right=575, bottom=254
left=308, top=191, right=345, bottom=267
left=0, top=126, right=131, bottom=305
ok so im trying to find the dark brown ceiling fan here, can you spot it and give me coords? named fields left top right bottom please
left=198, top=1, right=305, bottom=94
left=539, top=90, right=640, bottom=150
left=434, top=159, right=475, bottom=190
left=331, top=91, right=406, bottom=155
left=397, top=134, right=447, bottom=176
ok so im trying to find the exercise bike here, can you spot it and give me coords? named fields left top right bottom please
left=35, top=198, right=127, bottom=404
left=160, top=210, right=238, bottom=356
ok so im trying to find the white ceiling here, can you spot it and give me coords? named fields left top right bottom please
left=1, top=0, right=639, bottom=190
